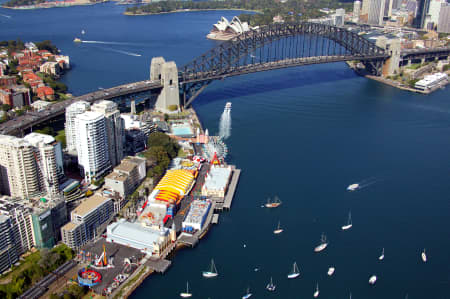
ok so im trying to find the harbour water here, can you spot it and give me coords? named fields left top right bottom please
left=1, top=2, right=450, bottom=298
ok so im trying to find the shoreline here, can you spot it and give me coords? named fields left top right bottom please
left=1, top=0, right=108, bottom=10
left=346, top=61, right=449, bottom=95
left=124, top=8, right=260, bottom=16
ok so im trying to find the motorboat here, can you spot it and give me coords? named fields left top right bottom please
left=73, top=37, right=82, bottom=43
left=341, top=211, right=353, bottom=230
left=379, top=248, right=385, bottom=261
left=265, top=196, right=282, bottom=208
left=313, top=283, right=320, bottom=298
left=273, top=221, right=283, bottom=234
left=202, top=258, right=218, bottom=278
left=421, top=249, right=427, bottom=262
left=224, top=102, right=232, bottom=112
left=242, top=288, right=252, bottom=299
left=266, top=277, right=276, bottom=291
left=314, top=233, right=328, bottom=252
left=327, top=267, right=335, bottom=276
left=287, top=262, right=300, bottom=279
left=369, top=275, right=377, bottom=285
left=347, top=183, right=359, bottom=191
left=180, top=281, right=192, bottom=298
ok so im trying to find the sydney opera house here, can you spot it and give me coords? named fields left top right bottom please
left=206, top=16, right=251, bottom=41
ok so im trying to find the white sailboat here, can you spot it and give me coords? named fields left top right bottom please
left=180, top=281, right=192, bottom=298
left=266, top=277, right=276, bottom=291
left=273, top=221, right=283, bottom=234
left=287, top=261, right=300, bottom=279
left=242, top=287, right=252, bottom=299
left=81, top=29, right=85, bottom=35
left=314, top=233, right=328, bottom=252
left=327, top=266, right=335, bottom=276
left=202, top=258, right=218, bottom=278
left=369, top=275, right=377, bottom=285
left=313, top=283, right=320, bottom=298
left=341, top=211, right=353, bottom=230
left=421, top=249, right=427, bottom=262
left=378, top=248, right=385, bottom=261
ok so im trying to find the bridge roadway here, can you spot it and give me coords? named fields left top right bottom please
left=0, top=79, right=162, bottom=136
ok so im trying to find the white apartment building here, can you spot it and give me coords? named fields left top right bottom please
left=65, top=101, right=90, bottom=154
left=369, top=0, right=386, bottom=25
left=91, top=100, right=124, bottom=167
left=24, top=133, right=64, bottom=196
left=0, top=135, right=40, bottom=198
left=75, top=111, right=111, bottom=183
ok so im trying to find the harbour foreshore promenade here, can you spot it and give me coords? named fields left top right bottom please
left=123, top=8, right=260, bottom=16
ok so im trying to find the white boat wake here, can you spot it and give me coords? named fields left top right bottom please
left=91, top=45, right=142, bottom=57
left=219, top=105, right=231, bottom=139
left=81, top=40, right=136, bottom=45
left=357, top=177, right=382, bottom=189
left=0, top=14, right=12, bottom=18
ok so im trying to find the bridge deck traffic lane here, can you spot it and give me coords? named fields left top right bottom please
left=0, top=80, right=162, bottom=135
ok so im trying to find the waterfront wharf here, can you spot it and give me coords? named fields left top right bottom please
left=223, top=168, right=241, bottom=210
left=146, top=258, right=172, bottom=273
left=212, top=213, right=219, bottom=224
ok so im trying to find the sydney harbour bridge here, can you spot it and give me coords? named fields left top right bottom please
left=0, top=22, right=449, bottom=136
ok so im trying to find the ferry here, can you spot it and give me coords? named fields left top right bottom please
left=327, top=267, right=335, bottom=276
left=265, top=196, right=282, bottom=208
left=347, top=183, right=359, bottom=191
left=314, top=233, right=328, bottom=252
left=369, top=275, right=377, bottom=285
left=73, top=38, right=82, bottom=43
left=225, top=102, right=232, bottom=112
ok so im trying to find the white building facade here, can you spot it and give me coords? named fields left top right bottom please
left=75, top=111, right=111, bottom=183
left=91, top=100, right=124, bottom=167
left=65, top=101, right=90, bottom=154
left=369, top=0, right=386, bottom=25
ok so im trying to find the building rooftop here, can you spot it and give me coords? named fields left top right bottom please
left=203, top=166, right=232, bottom=191
left=107, top=219, right=167, bottom=247
left=23, top=132, right=55, bottom=146
left=114, top=161, right=136, bottom=174
left=0, top=134, right=31, bottom=148
left=61, top=221, right=80, bottom=232
left=76, top=111, right=104, bottom=122
left=72, top=195, right=110, bottom=217
left=105, top=172, right=128, bottom=182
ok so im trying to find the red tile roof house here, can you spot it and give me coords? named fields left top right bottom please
left=36, top=86, right=55, bottom=101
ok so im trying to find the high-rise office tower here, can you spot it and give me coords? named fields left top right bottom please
left=65, top=101, right=90, bottom=154
left=437, top=2, right=450, bottom=33
left=416, top=0, right=431, bottom=28
left=362, top=0, right=371, bottom=15
left=75, top=111, right=111, bottom=183
left=91, top=100, right=124, bottom=167
left=0, top=135, right=40, bottom=198
left=353, top=1, right=362, bottom=22
left=368, top=0, right=386, bottom=25
left=425, top=0, right=446, bottom=29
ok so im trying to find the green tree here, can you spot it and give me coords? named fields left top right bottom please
left=1, top=104, right=11, bottom=111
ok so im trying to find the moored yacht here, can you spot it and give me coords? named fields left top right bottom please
left=313, top=283, right=320, bottom=297
left=341, top=211, right=353, bottom=230
left=379, top=248, right=385, bottom=261
left=369, top=275, right=377, bottom=285
left=421, top=249, right=427, bottom=262
left=180, top=281, right=192, bottom=298
left=327, top=267, right=335, bottom=276
left=266, top=277, right=276, bottom=291
left=273, top=221, right=283, bottom=234
left=287, top=262, right=300, bottom=279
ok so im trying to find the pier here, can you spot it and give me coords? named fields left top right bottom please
left=223, top=168, right=241, bottom=210
left=212, top=214, right=219, bottom=224
left=146, top=258, right=172, bottom=273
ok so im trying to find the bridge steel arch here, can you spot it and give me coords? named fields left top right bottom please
left=179, top=22, right=388, bottom=107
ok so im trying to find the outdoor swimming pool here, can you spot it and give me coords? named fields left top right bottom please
left=171, top=124, right=194, bottom=137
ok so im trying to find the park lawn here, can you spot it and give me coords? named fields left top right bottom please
left=0, top=251, right=40, bottom=284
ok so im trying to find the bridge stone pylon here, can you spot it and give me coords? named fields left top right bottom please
left=150, top=57, right=180, bottom=112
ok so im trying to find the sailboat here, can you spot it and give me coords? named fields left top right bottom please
left=81, top=29, right=85, bottom=35
left=287, top=262, right=300, bottom=279
left=421, top=249, right=427, bottom=262
left=242, top=287, right=252, bottom=299
left=341, top=211, right=352, bottom=230
left=327, top=266, right=335, bottom=276
left=379, top=248, right=385, bottom=260
left=265, top=196, right=282, bottom=208
left=180, top=281, right=192, bottom=298
left=202, top=259, right=218, bottom=278
left=273, top=221, right=283, bottom=234
left=314, top=233, right=328, bottom=252
left=266, top=277, right=276, bottom=291
left=369, top=275, right=377, bottom=285
left=313, top=283, right=320, bottom=298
